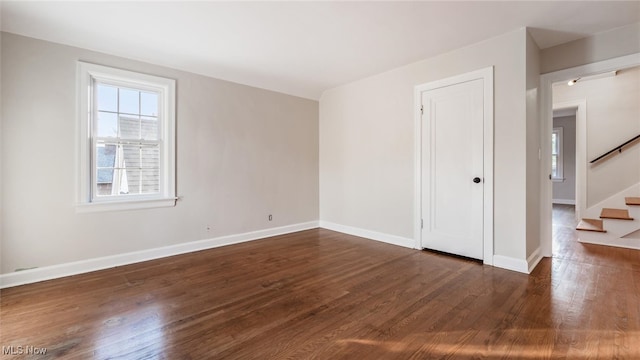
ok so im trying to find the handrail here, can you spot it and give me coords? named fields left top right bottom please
left=590, top=134, right=640, bottom=164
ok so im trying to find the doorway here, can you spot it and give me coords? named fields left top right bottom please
left=539, top=53, right=640, bottom=257
left=551, top=106, right=579, bottom=253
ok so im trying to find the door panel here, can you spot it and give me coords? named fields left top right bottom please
left=421, top=79, right=484, bottom=259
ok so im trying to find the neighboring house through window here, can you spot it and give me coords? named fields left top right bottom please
left=551, top=127, right=564, bottom=181
left=77, top=62, right=176, bottom=211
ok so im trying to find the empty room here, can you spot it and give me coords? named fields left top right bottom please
left=1, top=1, right=640, bottom=358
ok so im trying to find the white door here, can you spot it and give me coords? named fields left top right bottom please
left=421, top=78, right=484, bottom=260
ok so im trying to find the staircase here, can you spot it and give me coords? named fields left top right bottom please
left=576, top=196, right=640, bottom=250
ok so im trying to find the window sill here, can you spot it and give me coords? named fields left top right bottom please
left=551, top=178, right=565, bottom=183
left=76, top=197, right=178, bottom=213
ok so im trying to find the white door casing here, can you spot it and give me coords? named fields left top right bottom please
left=552, top=99, right=587, bottom=222
left=414, top=67, right=494, bottom=265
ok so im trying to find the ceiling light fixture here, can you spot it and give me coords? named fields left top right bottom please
left=566, top=70, right=618, bottom=87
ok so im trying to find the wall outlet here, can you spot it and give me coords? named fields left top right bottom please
left=268, top=214, right=273, bottom=221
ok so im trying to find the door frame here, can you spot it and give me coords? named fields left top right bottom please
left=539, top=52, right=640, bottom=257
left=552, top=99, right=586, bottom=221
left=414, top=67, right=494, bottom=265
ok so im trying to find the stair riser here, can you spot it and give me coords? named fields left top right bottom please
left=601, top=217, right=640, bottom=236
left=577, top=231, right=640, bottom=250
left=577, top=230, right=614, bottom=243
left=628, top=206, right=640, bottom=218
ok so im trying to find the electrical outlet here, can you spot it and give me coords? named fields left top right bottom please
left=206, top=225, right=211, bottom=232
left=268, top=214, right=273, bottom=221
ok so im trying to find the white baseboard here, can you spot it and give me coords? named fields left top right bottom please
left=527, top=247, right=543, bottom=273
left=493, top=254, right=529, bottom=274
left=0, top=221, right=319, bottom=289
left=2, top=219, right=546, bottom=288
left=320, top=221, right=537, bottom=274
left=552, top=199, right=576, bottom=205
left=319, top=221, right=414, bottom=249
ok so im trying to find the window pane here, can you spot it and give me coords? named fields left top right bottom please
left=119, top=115, right=140, bottom=139
left=141, top=168, right=160, bottom=193
left=97, top=84, right=117, bottom=112
left=97, top=111, right=118, bottom=137
left=96, top=143, right=116, bottom=196
left=124, top=169, right=142, bottom=195
left=96, top=182, right=113, bottom=196
left=119, top=146, right=139, bottom=195
left=551, top=155, right=557, bottom=177
left=140, top=92, right=159, bottom=116
left=141, top=145, right=160, bottom=169
left=122, top=144, right=141, bottom=170
left=551, top=133, right=557, bottom=155
left=141, top=116, right=159, bottom=140
left=97, top=168, right=114, bottom=185
left=119, top=88, right=140, bottom=114
left=96, top=144, right=117, bottom=168
left=113, top=169, right=130, bottom=195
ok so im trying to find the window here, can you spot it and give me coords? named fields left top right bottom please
left=77, top=62, right=176, bottom=212
left=551, top=127, right=564, bottom=181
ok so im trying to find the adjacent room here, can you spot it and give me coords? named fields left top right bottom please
left=1, top=1, right=639, bottom=358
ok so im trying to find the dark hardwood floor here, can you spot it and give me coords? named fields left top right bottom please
left=1, top=209, right=639, bottom=359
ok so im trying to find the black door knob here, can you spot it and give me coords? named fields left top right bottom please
left=473, top=177, right=481, bottom=183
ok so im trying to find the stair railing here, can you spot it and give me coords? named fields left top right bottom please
left=590, top=134, right=640, bottom=164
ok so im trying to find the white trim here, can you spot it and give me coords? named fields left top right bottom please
left=527, top=247, right=543, bottom=273
left=553, top=99, right=586, bottom=221
left=0, top=221, right=319, bottom=289
left=319, top=221, right=414, bottom=248
left=76, top=197, right=178, bottom=213
left=414, top=66, right=494, bottom=265
left=413, top=85, right=423, bottom=250
left=552, top=199, right=576, bottom=205
left=493, top=255, right=529, bottom=274
left=540, top=52, right=640, bottom=258
left=553, top=107, right=576, bottom=117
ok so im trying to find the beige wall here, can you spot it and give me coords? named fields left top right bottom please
left=0, top=33, right=319, bottom=274
left=553, top=66, right=640, bottom=207
left=525, top=30, right=541, bottom=259
left=541, top=22, right=640, bottom=74
left=320, top=28, right=531, bottom=261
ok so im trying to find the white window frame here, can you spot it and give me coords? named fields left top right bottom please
left=551, top=127, right=564, bottom=182
left=76, top=62, right=176, bottom=212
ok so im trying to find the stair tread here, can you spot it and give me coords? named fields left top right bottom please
left=626, top=197, right=640, bottom=206
left=576, top=218, right=606, bottom=232
left=600, top=208, right=634, bottom=220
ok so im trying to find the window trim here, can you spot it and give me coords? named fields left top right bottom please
left=76, top=62, right=176, bottom=212
left=551, top=127, right=564, bottom=182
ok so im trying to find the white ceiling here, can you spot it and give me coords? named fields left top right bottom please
left=2, top=1, right=639, bottom=100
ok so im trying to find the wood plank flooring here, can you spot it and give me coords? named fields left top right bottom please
left=1, top=208, right=640, bottom=359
